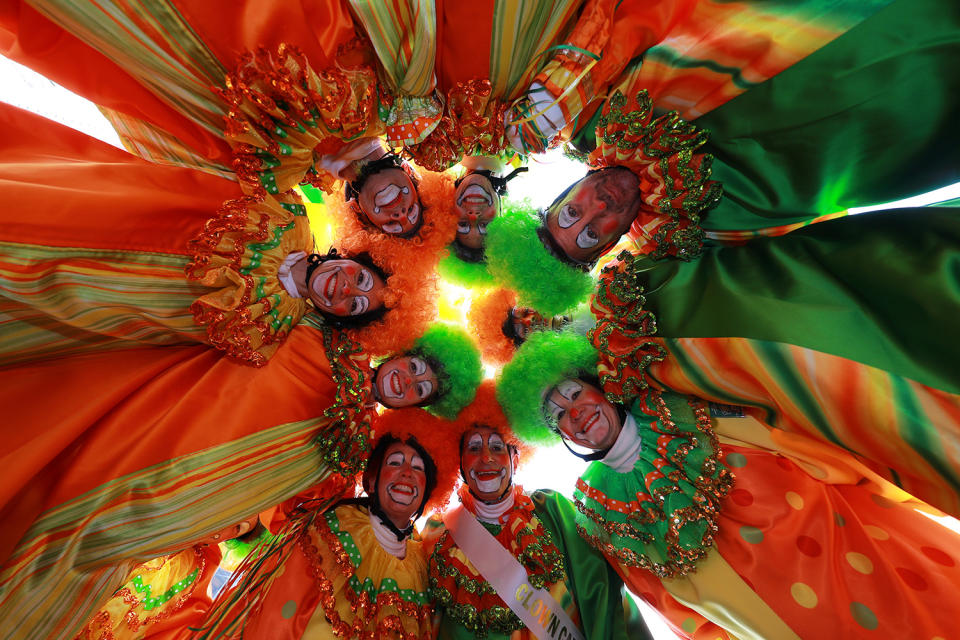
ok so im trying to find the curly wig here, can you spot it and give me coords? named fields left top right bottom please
left=496, top=330, right=598, bottom=447
left=332, top=168, right=457, bottom=264
left=327, top=170, right=455, bottom=357
left=368, top=408, right=461, bottom=516
left=449, top=380, right=535, bottom=469
left=411, top=323, right=483, bottom=419
left=467, top=288, right=517, bottom=367
left=437, top=251, right=495, bottom=288
left=485, top=201, right=594, bottom=317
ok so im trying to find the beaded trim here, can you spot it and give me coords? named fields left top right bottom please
left=575, top=392, right=733, bottom=578
left=428, top=489, right=565, bottom=636
left=407, top=78, right=514, bottom=171
left=309, top=316, right=375, bottom=476
left=300, top=507, right=433, bottom=639
left=589, top=250, right=667, bottom=405
left=186, top=193, right=309, bottom=366
left=589, top=89, right=722, bottom=261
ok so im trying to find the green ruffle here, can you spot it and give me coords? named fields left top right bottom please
left=573, top=392, right=733, bottom=578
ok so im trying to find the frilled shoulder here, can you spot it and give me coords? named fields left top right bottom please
left=574, top=392, right=733, bottom=578
left=186, top=192, right=312, bottom=366
left=300, top=505, right=433, bottom=639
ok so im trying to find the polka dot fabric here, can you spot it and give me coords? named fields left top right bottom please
left=712, top=443, right=958, bottom=638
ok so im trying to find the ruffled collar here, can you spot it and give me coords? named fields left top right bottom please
left=601, top=412, right=642, bottom=473
left=460, top=487, right=516, bottom=525
left=368, top=511, right=408, bottom=559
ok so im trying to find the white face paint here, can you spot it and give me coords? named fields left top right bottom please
left=462, top=428, right=513, bottom=501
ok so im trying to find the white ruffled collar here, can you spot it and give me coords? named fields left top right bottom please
left=601, top=412, right=642, bottom=473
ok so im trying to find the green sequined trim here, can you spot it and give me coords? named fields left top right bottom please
left=132, top=567, right=200, bottom=611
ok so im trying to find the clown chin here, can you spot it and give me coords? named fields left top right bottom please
left=471, top=469, right=506, bottom=493
left=387, top=483, right=418, bottom=506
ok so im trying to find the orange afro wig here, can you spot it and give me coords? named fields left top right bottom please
left=467, top=288, right=518, bottom=367
left=369, top=407, right=461, bottom=517
left=329, top=169, right=456, bottom=357
left=447, top=380, right=535, bottom=470
left=332, top=167, right=457, bottom=266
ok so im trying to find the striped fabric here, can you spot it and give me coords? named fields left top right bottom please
left=647, top=337, right=960, bottom=518
left=637, top=0, right=894, bottom=120
left=349, top=0, right=438, bottom=96
left=703, top=211, right=851, bottom=244
left=26, top=0, right=228, bottom=168
left=487, top=0, right=582, bottom=97
left=0, top=416, right=336, bottom=640
left=0, top=241, right=206, bottom=367
left=100, top=107, right=234, bottom=179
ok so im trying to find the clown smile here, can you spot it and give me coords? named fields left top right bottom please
left=386, top=482, right=418, bottom=506
left=458, top=184, right=493, bottom=208
left=383, top=370, right=405, bottom=399
left=312, top=269, right=340, bottom=308
left=470, top=468, right=506, bottom=493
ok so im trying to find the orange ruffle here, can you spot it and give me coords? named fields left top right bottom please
left=217, top=42, right=384, bottom=199
left=590, top=89, right=722, bottom=261
left=408, top=79, right=513, bottom=171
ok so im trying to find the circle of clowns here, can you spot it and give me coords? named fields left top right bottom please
left=1, top=2, right=959, bottom=639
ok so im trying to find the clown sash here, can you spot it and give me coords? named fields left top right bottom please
left=446, top=504, right=585, bottom=640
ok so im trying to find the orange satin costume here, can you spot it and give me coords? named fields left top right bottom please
left=0, top=104, right=371, bottom=638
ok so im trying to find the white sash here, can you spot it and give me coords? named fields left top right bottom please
left=445, top=503, right=586, bottom=640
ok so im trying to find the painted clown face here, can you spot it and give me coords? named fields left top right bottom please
left=545, top=168, right=641, bottom=264
left=544, top=378, right=622, bottom=451
left=375, top=356, right=439, bottom=408
left=357, top=167, right=422, bottom=235
left=307, top=258, right=387, bottom=317
left=461, top=426, right=514, bottom=502
left=376, top=442, right=427, bottom=529
left=454, top=173, right=499, bottom=249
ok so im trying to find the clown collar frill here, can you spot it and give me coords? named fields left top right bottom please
left=428, top=485, right=565, bottom=636
left=574, top=391, right=733, bottom=579
left=302, top=505, right=434, bottom=639
left=584, top=251, right=734, bottom=577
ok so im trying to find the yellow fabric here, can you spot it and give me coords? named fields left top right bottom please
left=301, top=506, right=432, bottom=639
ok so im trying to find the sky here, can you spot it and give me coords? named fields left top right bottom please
left=4, top=53, right=960, bottom=640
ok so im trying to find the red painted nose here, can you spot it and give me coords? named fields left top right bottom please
left=569, top=406, right=582, bottom=420
left=467, top=213, right=478, bottom=222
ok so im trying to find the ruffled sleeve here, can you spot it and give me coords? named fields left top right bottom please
left=186, top=193, right=313, bottom=366
left=574, top=391, right=733, bottom=578
left=217, top=42, right=385, bottom=199
left=589, top=250, right=667, bottom=403
left=590, top=89, right=722, bottom=261
left=301, top=505, right=434, bottom=639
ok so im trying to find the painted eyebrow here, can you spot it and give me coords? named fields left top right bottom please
left=467, top=434, right=483, bottom=447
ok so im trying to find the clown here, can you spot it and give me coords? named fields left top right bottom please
left=199, top=408, right=463, bottom=639
left=498, top=330, right=960, bottom=639
left=73, top=516, right=259, bottom=640
left=467, top=288, right=573, bottom=367
left=424, top=382, right=644, bottom=640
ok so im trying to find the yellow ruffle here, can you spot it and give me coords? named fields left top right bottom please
left=301, top=505, right=433, bottom=639
left=187, top=193, right=312, bottom=366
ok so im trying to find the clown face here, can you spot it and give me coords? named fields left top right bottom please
left=544, top=378, right=622, bottom=451
left=357, top=168, right=421, bottom=235
left=375, top=356, right=438, bottom=408
left=454, top=173, right=499, bottom=249
left=461, top=426, right=514, bottom=502
left=307, top=258, right=387, bottom=317
left=377, top=442, right=427, bottom=529
left=544, top=168, right=641, bottom=264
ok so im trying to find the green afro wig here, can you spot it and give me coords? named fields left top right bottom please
left=496, top=330, right=598, bottom=446
left=412, top=323, right=483, bottom=419
left=437, top=251, right=495, bottom=288
left=485, top=202, right=594, bottom=317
